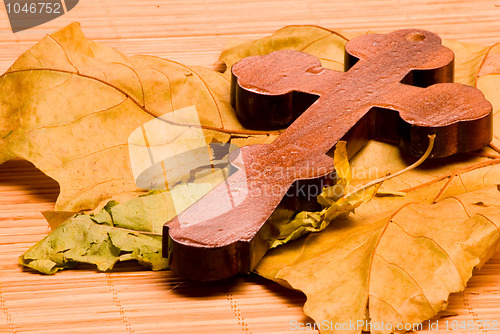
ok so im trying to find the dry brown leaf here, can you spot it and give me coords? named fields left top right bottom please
left=477, top=43, right=500, bottom=151
left=0, top=22, right=279, bottom=211
left=257, top=187, right=500, bottom=334
left=238, top=26, right=500, bottom=333
left=217, top=25, right=348, bottom=79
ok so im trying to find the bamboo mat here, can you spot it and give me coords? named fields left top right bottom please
left=1, top=1, right=500, bottom=333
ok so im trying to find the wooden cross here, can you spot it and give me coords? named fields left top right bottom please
left=163, top=29, right=492, bottom=281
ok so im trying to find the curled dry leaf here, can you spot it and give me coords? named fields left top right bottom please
left=20, top=202, right=168, bottom=274
left=22, top=177, right=226, bottom=273
left=267, top=141, right=380, bottom=249
left=20, top=182, right=215, bottom=273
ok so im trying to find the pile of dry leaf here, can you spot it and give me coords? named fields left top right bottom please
left=1, top=23, right=499, bottom=333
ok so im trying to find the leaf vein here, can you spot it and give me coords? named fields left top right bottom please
left=299, top=32, right=336, bottom=52
left=458, top=174, right=468, bottom=195
left=375, top=253, right=436, bottom=312
left=29, top=73, right=73, bottom=100
left=66, top=143, right=128, bottom=163
left=47, top=35, right=79, bottom=73
left=475, top=42, right=499, bottom=85
left=150, top=67, right=175, bottom=112
left=27, top=49, right=43, bottom=68
left=481, top=165, right=494, bottom=188
left=70, top=178, right=136, bottom=207
left=112, top=61, right=146, bottom=107
left=369, top=294, right=405, bottom=324
left=138, top=56, right=225, bottom=128
left=475, top=213, right=500, bottom=235
left=389, top=220, right=465, bottom=285
left=460, top=52, right=488, bottom=67
left=4, top=68, right=277, bottom=136
left=26, top=97, right=128, bottom=135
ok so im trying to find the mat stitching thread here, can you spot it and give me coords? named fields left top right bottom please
left=462, top=292, right=487, bottom=333
left=305, top=0, right=320, bottom=26
left=101, top=0, right=124, bottom=52
left=106, top=273, right=135, bottom=334
left=0, top=282, right=16, bottom=333
left=202, top=0, right=223, bottom=51
left=226, top=293, right=250, bottom=333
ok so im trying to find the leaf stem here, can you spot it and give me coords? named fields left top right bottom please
left=490, top=142, right=500, bottom=155
left=401, top=158, right=500, bottom=202
left=431, top=157, right=500, bottom=203
left=344, top=134, right=436, bottom=198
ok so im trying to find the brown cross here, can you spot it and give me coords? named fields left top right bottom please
left=164, top=29, right=492, bottom=281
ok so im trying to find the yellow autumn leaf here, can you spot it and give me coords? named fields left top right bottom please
left=217, top=25, right=349, bottom=79
left=0, top=22, right=279, bottom=211
left=477, top=43, right=500, bottom=150
left=257, top=187, right=500, bottom=334
left=238, top=26, right=500, bottom=333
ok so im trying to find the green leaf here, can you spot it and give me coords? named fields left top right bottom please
left=19, top=214, right=167, bottom=274
left=20, top=182, right=219, bottom=273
